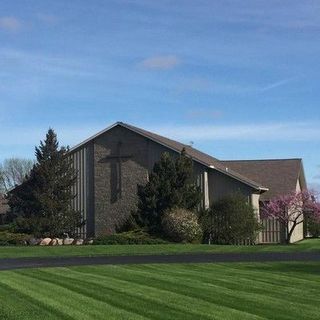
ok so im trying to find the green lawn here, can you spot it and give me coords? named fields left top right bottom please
left=0, top=262, right=319, bottom=319
left=0, top=238, right=319, bottom=259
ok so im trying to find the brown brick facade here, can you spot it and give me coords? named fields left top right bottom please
left=93, top=126, right=150, bottom=235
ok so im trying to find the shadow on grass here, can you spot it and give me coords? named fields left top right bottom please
left=240, top=261, right=320, bottom=276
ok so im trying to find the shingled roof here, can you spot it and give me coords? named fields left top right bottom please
left=70, top=122, right=268, bottom=191
left=221, top=159, right=307, bottom=200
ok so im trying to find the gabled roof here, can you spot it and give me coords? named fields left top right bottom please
left=70, top=122, right=268, bottom=192
left=221, top=159, right=307, bottom=200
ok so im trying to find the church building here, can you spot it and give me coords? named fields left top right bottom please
left=69, top=122, right=307, bottom=243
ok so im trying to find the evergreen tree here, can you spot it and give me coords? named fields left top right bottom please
left=136, top=149, right=202, bottom=233
left=8, top=129, right=83, bottom=237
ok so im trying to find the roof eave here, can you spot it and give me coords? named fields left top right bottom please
left=69, top=122, right=122, bottom=153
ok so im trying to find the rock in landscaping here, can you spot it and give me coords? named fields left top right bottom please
left=50, top=238, right=58, bottom=246
left=84, top=238, right=94, bottom=245
left=40, top=238, right=51, bottom=246
left=57, top=238, right=63, bottom=245
left=28, top=238, right=40, bottom=246
left=73, top=239, right=84, bottom=245
left=63, top=238, right=74, bottom=245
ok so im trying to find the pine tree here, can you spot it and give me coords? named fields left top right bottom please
left=136, top=149, right=202, bottom=233
left=8, top=129, right=83, bottom=237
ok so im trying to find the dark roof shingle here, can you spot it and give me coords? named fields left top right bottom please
left=121, top=123, right=268, bottom=191
left=221, top=159, right=306, bottom=200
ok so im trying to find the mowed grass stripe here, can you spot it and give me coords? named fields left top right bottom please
left=21, top=267, right=249, bottom=320
left=70, top=264, right=276, bottom=319
left=43, top=266, right=317, bottom=315
left=0, top=262, right=319, bottom=319
left=74, top=264, right=317, bottom=320
left=138, top=263, right=320, bottom=300
left=0, top=271, right=148, bottom=320
left=123, top=263, right=320, bottom=307
left=0, top=282, right=72, bottom=320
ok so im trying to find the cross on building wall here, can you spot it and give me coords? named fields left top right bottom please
left=103, top=141, right=133, bottom=201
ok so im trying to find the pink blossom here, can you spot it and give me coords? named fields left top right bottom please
left=262, top=190, right=320, bottom=243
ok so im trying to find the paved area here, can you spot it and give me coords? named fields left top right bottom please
left=0, top=252, right=320, bottom=270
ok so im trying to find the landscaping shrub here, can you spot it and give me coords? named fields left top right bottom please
left=161, top=208, right=202, bottom=243
left=201, top=193, right=261, bottom=244
left=307, top=216, right=320, bottom=237
left=0, top=224, right=13, bottom=232
left=94, top=230, right=168, bottom=245
left=0, top=231, right=33, bottom=246
left=135, top=149, right=202, bottom=233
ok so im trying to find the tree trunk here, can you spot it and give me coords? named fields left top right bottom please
left=286, top=221, right=297, bottom=244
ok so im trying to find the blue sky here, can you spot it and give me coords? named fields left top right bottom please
left=0, top=0, right=319, bottom=190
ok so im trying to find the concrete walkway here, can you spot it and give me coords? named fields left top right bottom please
left=0, top=252, right=320, bottom=270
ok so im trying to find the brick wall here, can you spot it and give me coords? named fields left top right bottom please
left=93, top=126, right=149, bottom=235
left=92, top=125, right=208, bottom=236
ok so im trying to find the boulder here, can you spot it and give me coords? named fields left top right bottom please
left=84, top=238, right=94, bottom=245
left=28, top=238, right=40, bottom=246
left=50, top=238, right=58, bottom=246
left=63, top=238, right=74, bottom=245
left=73, top=239, right=84, bottom=245
left=57, top=238, right=63, bottom=245
left=39, top=238, right=51, bottom=246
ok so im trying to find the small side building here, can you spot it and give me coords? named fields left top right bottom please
left=221, top=159, right=307, bottom=243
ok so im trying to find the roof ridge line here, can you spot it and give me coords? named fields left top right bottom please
left=222, top=158, right=302, bottom=162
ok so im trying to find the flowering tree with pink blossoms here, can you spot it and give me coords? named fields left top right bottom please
left=262, top=190, right=320, bottom=244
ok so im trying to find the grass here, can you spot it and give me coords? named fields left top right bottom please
left=0, top=261, right=319, bottom=319
left=0, top=238, right=319, bottom=259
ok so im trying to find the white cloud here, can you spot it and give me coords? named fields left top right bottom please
left=139, top=55, right=180, bottom=70
left=147, top=122, right=320, bottom=142
left=0, top=17, right=21, bottom=32
left=259, top=77, right=298, bottom=92
left=174, top=76, right=299, bottom=95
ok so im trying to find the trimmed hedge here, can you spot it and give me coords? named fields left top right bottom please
left=94, top=230, right=168, bottom=245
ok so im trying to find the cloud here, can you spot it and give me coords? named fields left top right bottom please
left=259, top=77, right=298, bottom=92
left=139, top=55, right=180, bottom=70
left=175, top=76, right=298, bottom=95
left=148, top=121, right=320, bottom=142
left=0, top=48, right=97, bottom=78
left=175, top=77, right=253, bottom=95
left=36, top=13, right=58, bottom=25
left=0, top=17, right=21, bottom=32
